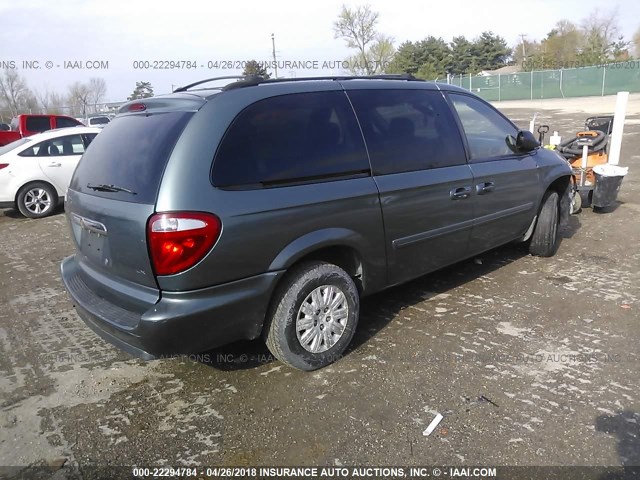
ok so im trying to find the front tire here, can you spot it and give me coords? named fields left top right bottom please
left=529, top=190, right=560, bottom=257
left=570, top=190, right=582, bottom=214
left=265, top=261, right=359, bottom=371
left=16, top=182, right=58, bottom=219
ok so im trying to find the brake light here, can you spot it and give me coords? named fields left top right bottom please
left=129, top=103, right=147, bottom=112
left=147, top=212, right=221, bottom=276
left=0, top=163, right=8, bottom=170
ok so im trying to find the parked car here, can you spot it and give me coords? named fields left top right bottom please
left=85, top=116, right=111, bottom=128
left=0, top=114, right=84, bottom=147
left=60, top=75, right=572, bottom=371
left=0, top=127, right=100, bottom=218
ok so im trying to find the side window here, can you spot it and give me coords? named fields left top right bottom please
left=56, top=117, right=81, bottom=128
left=449, top=93, right=518, bottom=161
left=19, top=135, right=85, bottom=157
left=20, top=141, right=50, bottom=157
left=212, top=91, right=369, bottom=187
left=347, top=89, right=466, bottom=175
left=25, top=116, right=51, bottom=132
left=82, top=133, right=98, bottom=147
left=51, top=135, right=85, bottom=155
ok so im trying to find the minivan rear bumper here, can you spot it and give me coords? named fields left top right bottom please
left=61, top=255, right=283, bottom=359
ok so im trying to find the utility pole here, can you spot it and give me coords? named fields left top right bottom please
left=271, top=33, right=278, bottom=79
left=518, top=34, right=527, bottom=60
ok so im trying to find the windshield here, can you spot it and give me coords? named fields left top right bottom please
left=71, top=111, right=193, bottom=204
left=89, top=117, right=110, bottom=125
left=0, top=137, right=32, bottom=156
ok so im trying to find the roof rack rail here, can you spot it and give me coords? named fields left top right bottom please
left=260, top=73, right=420, bottom=85
left=173, top=75, right=264, bottom=92
left=221, top=76, right=266, bottom=90
left=175, top=73, right=422, bottom=93
left=221, top=73, right=422, bottom=90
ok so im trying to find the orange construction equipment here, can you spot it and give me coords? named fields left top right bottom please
left=555, top=117, right=614, bottom=212
left=568, top=143, right=608, bottom=186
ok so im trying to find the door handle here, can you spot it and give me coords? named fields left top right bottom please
left=450, top=186, right=471, bottom=200
left=48, top=162, right=62, bottom=167
left=476, top=182, right=495, bottom=195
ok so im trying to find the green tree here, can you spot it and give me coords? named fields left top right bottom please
left=513, top=12, right=629, bottom=69
left=470, top=31, right=511, bottom=72
left=388, top=37, right=451, bottom=80
left=333, top=4, right=395, bottom=75
left=367, top=35, right=395, bottom=74
left=528, top=20, right=581, bottom=69
left=611, top=36, right=630, bottom=61
left=512, top=38, right=541, bottom=70
left=242, top=60, right=271, bottom=79
left=387, top=41, right=420, bottom=75
left=449, top=36, right=474, bottom=75
left=128, top=81, right=154, bottom=101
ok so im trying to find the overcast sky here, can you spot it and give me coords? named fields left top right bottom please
left=1, top=0, right=637, bottom=103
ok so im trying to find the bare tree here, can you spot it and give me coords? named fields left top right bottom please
left=23, top=91, right=39, bottom=113
left=0, top=69, right=29, bottom=116
left=579, top=8, right=621, bottom=63
left=334, top=4, right=388, bottom=75
left=49, top=92, right=67, bottom=115
left=633, top=27, right=640, bottom=58
left=68, top=81, right=91, bottom=117
left=88, top=77, right=107, bottom=113
left=35, top=89, right=51, bottom=112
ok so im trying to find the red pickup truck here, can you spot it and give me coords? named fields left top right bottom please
left=0, top=114, right=84, bottom=146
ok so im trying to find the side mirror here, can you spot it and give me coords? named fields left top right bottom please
left=507, top=130, right=540, bottom=153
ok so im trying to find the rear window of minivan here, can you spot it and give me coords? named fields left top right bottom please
left=70, top=112, right=192, bottom=204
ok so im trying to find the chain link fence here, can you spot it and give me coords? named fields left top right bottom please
left=447, top=61, right=640, bottom=102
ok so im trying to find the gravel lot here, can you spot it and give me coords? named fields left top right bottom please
left=1, top=96, right=638, bottom=476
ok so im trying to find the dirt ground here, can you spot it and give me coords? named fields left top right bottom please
left=0, top=95, right=639, bottom=477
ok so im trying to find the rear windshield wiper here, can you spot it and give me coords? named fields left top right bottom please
left=87, top=183, right=137, bottom=195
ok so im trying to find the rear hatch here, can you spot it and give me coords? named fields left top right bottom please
left=66, top=96, right=205, bottom=301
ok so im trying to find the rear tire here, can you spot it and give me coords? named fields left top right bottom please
left=16, top=182, right=58, bottom=219
left=265, top=261, right=359, bottom=371
left=529, top=190, right=560, bottom=257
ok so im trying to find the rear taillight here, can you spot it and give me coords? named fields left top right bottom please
left=0, top=163, right=9, bottom=170
left=147, top=212, right=221, bottom=276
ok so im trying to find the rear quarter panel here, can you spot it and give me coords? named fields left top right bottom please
left=155, top=85, right=387, bottom=294
left=0, top=156, right=50, bottom=201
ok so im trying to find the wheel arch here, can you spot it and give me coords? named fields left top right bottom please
left=15, top=179, right=60, bottom=204
left=542, top=174, right=572, bottom=228
left=268, top=228, right=368, bottom=294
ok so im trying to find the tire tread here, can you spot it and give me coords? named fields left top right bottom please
left=529, top=190, right=560, bottom=257
left=264, top=261, right=358, bottom=371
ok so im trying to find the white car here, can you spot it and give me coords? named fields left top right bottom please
left=85, top=116, right=111, bottom=128
left=0, top=127, right=100, bottom=218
